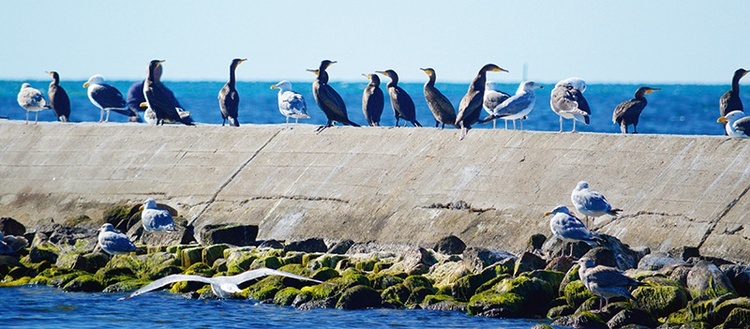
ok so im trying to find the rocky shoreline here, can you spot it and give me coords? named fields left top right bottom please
left=1, top=207, right=750, bottom=329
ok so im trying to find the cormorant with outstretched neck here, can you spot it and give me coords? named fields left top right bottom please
left=612, top=86, right=660, bottom=134
left=719, top=68, right=749, bottom=134
left=377, top=69, right=421, bottom=127
left=144, top=60, right=194, bottom=126
left=218, top=58, right=246, bottom=126
left=308, top=60, right=359, bottom=132
left=47, top=71, right=70, bottom=122
left=420, top=68, right=456, bottom=129
left=455, top=64, right=508, bottom=139
left=362, top=73, right=384, bottom=126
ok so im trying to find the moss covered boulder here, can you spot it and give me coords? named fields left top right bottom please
left=250, top=256, right=283, bottom=270
left=94, top=267, right=136, bottom=287
left=103, top=279, right=151, bottom=293
left=180, top=246, right=205, bottom=268
left=202, top=244, right=230, bottom=267
left=633, top=283, right=689, bottom=319
left=467, top=291, right=524, bottom=317
left=717, top=307, right=750, bottom=329
left=686, top=260, right=737, bottom=299
left=369, top=272, right=403, bottom=291
left=63, top=274, right=104, bottom=292
left=452, top=272, right=492, bottom=302
left=564, top=280, right=594, bottom=308
left=336, top=285, right=382, bottom=309
left=273, top=287, right=301, bottom=306
left=241, top=276, right=286, bottom=301
left=420, top=294, right=467, bottom=312
left=311, top=267, right=340, bottom=282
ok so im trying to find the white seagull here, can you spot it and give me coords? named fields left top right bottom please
left=98, top=223, right=136, bottom=255
left=17, top=83, right=48, bottom=124
left=481, top=81, right=542, bottom=130
left=578, top=257, right=640, bottom=311
left=0, top=232, right=28, bottom=255
left=717, top=110, right=750, bottom=138
left=545, top=205, right=599, bottom=257
left=141, top=198, right=175, bottom=232
left=571, top=181, right=622, bottom=226
left=483, top=81, right=511, bottom=129
left=271, top=80, right=309, bottom=124
left=119, top=268, right=323, bottom=300
left=550, top=77, right=591, bottom=132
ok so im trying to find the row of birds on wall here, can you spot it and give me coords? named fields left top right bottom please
left=15, top=60, right=750, bottom=138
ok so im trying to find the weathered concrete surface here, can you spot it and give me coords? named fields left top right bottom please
left=1, top=121, right=749, bottom=263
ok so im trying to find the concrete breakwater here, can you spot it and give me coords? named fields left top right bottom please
left=1, top=121, right=749, bottom=264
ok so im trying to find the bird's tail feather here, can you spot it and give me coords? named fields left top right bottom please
left=608, top=208, right=623, bottom=216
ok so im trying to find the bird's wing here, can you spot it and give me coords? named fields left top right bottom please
left=282, top=91, right=307, bottom=115
left=612, top=99, right=638, bottom=123
left=552, top=214, right=596, bottom=241
left=146, top=82, right=182, bottom=121
left=99, top=232, right=135, bottom=252
left=456, top=90, right=482, bottom=124
left=484, top=90, right=510, bottom=111
left=572, top=190, right=611, bottom=213
left=120, top=274, right=214, bottom=300
left=92, top=84, right=126, bottom=109
left=231, top=268, right=323, bottom=285
left=319, top=85, right=348, bottom=120
left=733, top=116, right=750, bottom=136
left=587, top=266, right=638, bottom=288
left=494, top=93, right=533, bottom=117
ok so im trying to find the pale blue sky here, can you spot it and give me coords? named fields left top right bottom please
left=1, top=1, right=748, bottom=84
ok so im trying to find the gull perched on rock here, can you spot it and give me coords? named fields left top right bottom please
left=578, top=256, right=640, bottom=311
left=141, top=198, right=175, bottom=232
left=120, top=268, right=323, bottom=300
left=717, top=110, right=750, bottom=138
left=83, top=75, right=134, bottom=122
left=483, top=81, right=511, bottom=129
left=271, top=80, right=309, bottom=124
left=480, top=81, right=542, bottom=130
left=98, top=223, right=136, bottom=255
left=17, top=83, right=47, bottom=124
left=0, top=232, right=28, bottom=255
left=550, top=77, right=590, bottom=132
left=571, top=181, right=622, bottom=226
left=545, top=205, right=600, bottom=257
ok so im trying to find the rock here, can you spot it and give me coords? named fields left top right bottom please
left=714, top=297, right=750, bottom=323
left=284, top=238, right=327, bottom=253
left=420, top=294, right=467, bottom=312
left=633, top=280, right=689, bottom=319
left=495, top=275, right=555, bottom=316
left=94, top=267, right=136, bottom=287
left=668, top=246, right=701, bottom=261
left=638, top=253, right=686, bottom=271
left=103, top=279, right=150, bottom=293
left=462, top=247, right=515, bottom=274
left=720, top=264, right=750, bottom=297
left=719, top=307, right=750, bottom=329
left=251, top=256, right=283, bottom=270
left=311, top=267, right=340, bottom=282
left=0, top=217, right=26, bottom=236
left=513, top=252, right=547, bottom=276
left=381, top=283, right=410, bottom=306
left=402, top=275, right=435, bottom=293
left=307, top=254, right=347, bottom=271
left=564, top=280, right=595, bottom=309
left=336, top=285, right=382, bottom=309
left=543, top=236, right=592, bottom=259
left=62, top=274, right=104, bottom=292
left=202, top=244, right=230, bottom=267
left=432, top=235, right=466, bottom=255
left=27, top=246, right=58, bottom=264
left=547, top=304, right=575, bottom=319
left=102, top=204, right=141, bottom=233
left=467, top=291, right=524, bottom=318
left=327, top=239, right=354, bottom=254
left=130, top=218, right=194, bottom=246
left=47, top=225, right=98, bottom=251
left=686, top=260, right=737, bottom=299
left=606, top=309, right=658, bottom=328
left=273, top=287, right=301, bottom=306
left=551, top=311, right=607, bottom=329
left=56, top=252, right=109, bottom=273
left=387, top=247, right=438, bottom=275
left=546, top=256, right=576, bottom=273
left=406, top=286, right=433, bottom=305
left=199, top=223, right=258, bottom=246
left=258, top=239, right=285, bottom=249
left=180, top=246, right=204, bottom=268
left=452, top=272, right=493, bottom=302
left=530, top=325, right=554, bottom=329
left=581, top=247, right=617, bottom=268
left=526, top=233, right=546, bottom=253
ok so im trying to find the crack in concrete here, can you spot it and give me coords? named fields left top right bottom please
left=618, top=210, right=698, bottom=222
left=245, top=195, right=349, bottom=203
left=697, top=183, right=750, bottom=249
left=422, top=200, right=496, bottom=214
left=188, top=130, right=281, bottom=226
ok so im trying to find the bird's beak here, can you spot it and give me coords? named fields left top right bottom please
left=361, top=73, right=369, bottom=79
left=328, top=61, right=337, bottom=67
left=139, top=102, right=148, bottom=108
left=306, top=69, right=319, bottom=76
left=139, top=205, right=144, bottom=211
left=270, top=84, right=278, bottom=90
left=744, top=71, right=749, bottom=77
left=544, top=211, right=552, bottom=216
left=157, top=60, right=165, bottom=66
left=718, top=116, right=729, bottom=123
left=239, top=58, right=247, bottom=64
left=646, top=88, right=661, bottom=94
left=83, top=82, right=89, bottom=88
left=494, top=67, right=509, bottom=73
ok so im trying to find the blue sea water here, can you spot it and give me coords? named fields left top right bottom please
left=1, top=286, right=563, bottom=329
left=1, top=79, right=744, bottom=136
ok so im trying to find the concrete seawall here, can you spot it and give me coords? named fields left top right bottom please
left=2, top=121, right=749, bottom=264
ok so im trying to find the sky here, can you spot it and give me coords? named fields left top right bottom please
left=1, top=1, right=748, bottom=84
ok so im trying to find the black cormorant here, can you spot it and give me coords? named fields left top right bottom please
left=419, top=68, right=456, bottom=129
left=361, top=73, right=384, bottom=126
left=376, top=69, right=421, bottom=127
left=308, top=60, right=359, bottom=132
left=612, top=86, right=660, bottom=134
left=455, top=64, right=508, bottom=139
left=218, top=58, right=246, bottom=127
left=719, top=68, right=749, bottom=134
left=144, top=60, right=194, bottom=126
left=550, top=78, right=590, bottom=132
left=47, top=71, right=70, bottom=122
left=83, top=75, right=134, bottom=122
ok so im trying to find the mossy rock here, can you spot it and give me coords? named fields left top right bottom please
left=718, top=307, right=750, bottom=329
left=373, top=261, right=393, bottom=273
left=95, top=267, right=136, bottom=284
left=467, top=291, right=524, bottom=317
left=564, top=280, right=594, bottom=308
left=64, top=215, right=98, bottom=228
left=167, top=244, right=199, bottom=255
left=146, top=265, right=183, bottom=280
left=530, top=325, right=554, bottom=329
left=300, top=282, right=336, bottom=301
left=406, top=286, right=434, bottom=306
left=311, top=267, right=340, bottom=282
left=26, top=246, right=59, bottom=264
left=340, top=268, right=369, bottom=286
left=273, top=287, right=301, bottom=306
left=250, top=256, right=283, bottom=270
left=633, top=284, right=689, bottom=319
left=38, top=267, right=76, bottom=278
left=558, top=263, right=581, bottom=296
left=522, top=270, right=565, bottom=297
left=606, top=308, right=658, bottom=328
left=451, top=273, right=491, bottom=302
left=382, top=284, right=411, bottom=305
left=169, top=280, right=207, bottom=294
left=49, top=272, right=85, bottom=288
left=556, top=311, right=606, bottom=328
left=241, top=276, right=285, bottom=301
left=475, top=274, right=510, bottom=295
left=103, top=279, right=150, bottom=293
left=307, top=254, right=346, bottom=271
left=0, top=276, right=32, bottom=287
left=420, top=294, right=467, bottom=312
left=402, top=275, right=434, bottom=292
left=63, top=274, right=104, bottom=292
left=277, top=263, right=307, bottom=276
left=713, top=297, right=750, bottom=323
left=282, top=252, right=304, bottom=265
left=368, top=272, right=403, bottom=290
left=180, top=246, right=205, bottom=268
left=336, top=285, right=382, bottom=310
left=6, top=265, right=33, bottom=280
left=185, top=262, right=214, bottom=276
left=354, top=258, right=377, bottom=272
left=202, top=244, right=230, bottom=267
left=226, top=254, right=257, bottom=275
left=301, top=253, right=324, bottom=267
left=102, top=204, right=141, bottom=232
left=547, top=304, right=575, bottom=319
left=29, top=276, right=50, bottom=285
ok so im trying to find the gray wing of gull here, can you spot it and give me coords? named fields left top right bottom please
left=572, top=189, right=612, bottom=213
left=120, top=274, right=214, bottom=300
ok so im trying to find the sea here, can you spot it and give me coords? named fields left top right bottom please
left=0, top=79, right=743, bottom=136
left=0, top=80, right=744, bottom=328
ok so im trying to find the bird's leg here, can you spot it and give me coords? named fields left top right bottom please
left=512, top=120, right=517, bottom=130
left=558, top=116, right=564, bottom=132
left=520, top=119, right=524, bottom=131
left=621, top=124, right=628, bottom=134
left=572, top=119, right=577, bottom=133
left=568, top=243, right=574, bottom=258
left=35, top=112, right=39, bottom=124
left=99, top=109, right=104, bottom=123
left=633, top=124, right=638, bottom=134
left=105, top=109, right=111, bottom=123
left=435, top=121, right=440, bottom=128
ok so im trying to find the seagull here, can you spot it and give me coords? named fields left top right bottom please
left=483, top=81, right=510, bottom=129
left=571, top=181, right=622, bottom=226
left=578, top=256, right=640, bottom=311
left=271, top=80, right=309, bottom=124
left=550, top=78, right=591, bottom=132
left=141, top=198, right=175, bottom=232
left=717, top=110, right=750, bottom=138
left=480, top=81, right=542, bottom=130
left=0, top=231, right=28, bottom=255
left=545, top=205, right=600, bottom=257
left=98, top=223, right=136, bottom=255
left=17, top=83, right=47, bottom=124
left=119, top=268, right=323, bottom=300
left=83, top=75, right=135, bottom=122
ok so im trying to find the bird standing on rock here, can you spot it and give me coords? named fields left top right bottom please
left=377, top=69, right=421, bottom=127
left=17, top=83, right=47, bottom=124
left=218, top=58, right=246, bottom=127
left=47, top=71, right=71, bottom=122
left=550, top=77, right=590, bottom=132
left=578, top=256, right=640, bottom=312
left=545, top=205, right=599, bottom=257
left=308, top=60, right=360, bottom=132
left=719, top=68, right=749, bottom=134
left=455, top=64, right=508, bottom=140
left=141, top=198, right=175, bottom=232
left=481, top=81, right=542, bottom=130
left=144, top=60, right=194, bottom=126
left=271, top=80, right=309, bottom=124
left=97, top=223, right=136, bottom=255
left=420, top=68, right=456, bottom=129
left=361, top=73, right=384, bottom=126
left=612, top=86, right=660, bottom=134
